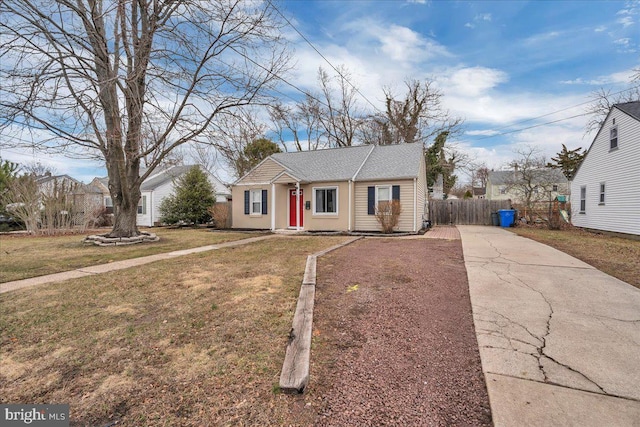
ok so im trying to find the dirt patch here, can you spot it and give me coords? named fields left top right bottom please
left=286, top=238, right=492, bottom=426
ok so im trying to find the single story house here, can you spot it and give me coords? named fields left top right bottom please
left=231, top=143, right=427, bottom=233
left=571, top=101, right=640, bottom=236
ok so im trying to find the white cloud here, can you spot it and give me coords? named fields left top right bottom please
left=617, top=16, right=635, bottom=27
left=475, top=13, right=492, bottom=22
left=440, top=66, right=508, bottom=97
left=466, top=130, right=500, bottom=136
left=560, top=69, right=637, bottom=86
left=465, top=23, right=475, bottom=29
left=594, top=25, right=607, bottom=32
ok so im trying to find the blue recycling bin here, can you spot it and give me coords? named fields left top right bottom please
left=498, top=209, right=515, bottom=227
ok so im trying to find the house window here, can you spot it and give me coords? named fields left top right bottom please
left=137, top=195, right=147, bottom=215
left=580, top=186, right=586, bottom=213
left=105, top=197, right=114, bottom=214
left=599, top=183, right=605, bottom=205
left=376, top=185, right=392, bottom=207
left=552, top=184, right=558, bottom=192
left=314, top=187, right=338, bottom=214
left=250, top=189, right=262, bottom=214
left=610, top=126, right=618, bottom=150
left=499, top=187, right=507, bottom=195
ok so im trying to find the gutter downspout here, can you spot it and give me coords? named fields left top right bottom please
left=413, top=178, right=417, bottom=232
left=348, top=180, right=352, bottom=231
left=271, top=183, right=276, bottom=231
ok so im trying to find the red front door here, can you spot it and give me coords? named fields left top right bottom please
left=289, top=188, right=304, bottom=228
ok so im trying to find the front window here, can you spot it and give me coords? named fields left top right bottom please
left=376, top=185, right=392, bottom=213
left=580, top=186, right=586, bottom=213
left=610, top=126, right=618, bottom=150
left=552, top=184, right=558, bottom=192
left=137, top=195, right=147, bottom=215
left=599, top=183, right=605, bottom=205
left=314, top=187, right=337, bottom=214
left=251, top=189, right=262, bottom=214
left=499, top=187, right=507, bottom=195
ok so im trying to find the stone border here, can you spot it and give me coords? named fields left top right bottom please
left=279, top=236, right=363, bottom=394
left=83, top=232, right=159, bottom=246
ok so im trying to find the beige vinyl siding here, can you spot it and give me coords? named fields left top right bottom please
left=571, top=108, right=640, bottom=235
left=235, top=159, right=285, bottom=185
left=354, top=180, right=415, bottom=232
left=231, top=186, right=271, bottom=229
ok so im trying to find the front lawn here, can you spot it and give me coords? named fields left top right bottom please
left=0, top=236, right=351, bottom=426
left=510, top=227, right=640, bottom=289
left=0, top=228, right=250, bottom=283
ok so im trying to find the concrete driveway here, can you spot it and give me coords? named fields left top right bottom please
left=458, top=225, right=640, bottom=426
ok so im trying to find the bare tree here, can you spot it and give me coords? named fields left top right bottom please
left=364, top=79, right=463, bottom=145
left=207, top=109, right=269, bottom=177
left=505, top=146, right=559, bottom=220
left=269, top=97, right=325, bottom=152
left=0, top=0, right=289, bottom=237
left=585, top=68, right=640, bottom=134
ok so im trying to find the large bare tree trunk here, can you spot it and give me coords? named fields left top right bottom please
left=0, top=0, right=290, bottom=239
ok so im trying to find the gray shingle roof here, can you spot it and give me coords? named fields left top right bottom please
left=140, top=165, right=195, bottom=191
left=269, top=143, right=423, bottom=183
left=616, top=101, right=640, bottom=121
left=355, top=143, right=424, bottom=181
left=488, top=168, right=567, bottom=186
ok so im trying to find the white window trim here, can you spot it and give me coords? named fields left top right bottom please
left=599, top=182, right=605, bottom=205
left=610, top=125, right=618, bottom=150
left=138, top=195, right=147, bottom=215
left=250, top=189, right=262, bottom=216
left=579, top=185, right=586, bottom=214
left=312, top=186, right=338, bottom=215
left=375, top=185, right=392, bottom=205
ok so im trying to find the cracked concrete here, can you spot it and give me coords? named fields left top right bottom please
left=459, top=225, right=640, bottom=426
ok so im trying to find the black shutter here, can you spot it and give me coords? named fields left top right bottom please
left=262, top=189, right=268, bottom=215
left=244, top=190, right=250, bottom=215
left=367, top=186, right=375, bottom=215
left=392, top=185, right=400, bottom=201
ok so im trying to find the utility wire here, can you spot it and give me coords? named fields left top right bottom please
left=471, top=111, right=592, bottom=140
left=474, top=84, right=640, bottom=137
left=267, top=0, right=382, bottom=114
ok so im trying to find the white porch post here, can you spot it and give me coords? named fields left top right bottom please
left=295, top=182, right=301, bottom=231
left=271, top=183, right=276, bottom=231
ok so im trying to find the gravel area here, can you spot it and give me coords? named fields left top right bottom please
left=287, top=237, right=491, bottom=426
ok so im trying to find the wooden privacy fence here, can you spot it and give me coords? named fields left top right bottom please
left=428, top=199, right=512, bottom=225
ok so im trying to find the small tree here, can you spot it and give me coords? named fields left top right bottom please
left=208, top=203, right=231, bottom=229
left=5, top=174, right=40, bottom=233
left=547, top=144, right=585, bottom=181
left=159, top=167, right=216, bottom=226
left=40, top=178, right=77, bottom=235
left=375, top=200, right=402, bottom=234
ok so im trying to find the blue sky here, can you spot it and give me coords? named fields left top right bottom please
left=2, top=0, right=638, bottom=184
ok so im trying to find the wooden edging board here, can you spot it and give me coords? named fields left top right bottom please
left=279, top=237, right=363, bottom=393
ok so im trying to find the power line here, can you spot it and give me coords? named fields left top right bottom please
left=475, top=84, right=640, bottom=137
left=471, top=111, right=592, bottom=141
left=267, top=0, right=382, bottom=114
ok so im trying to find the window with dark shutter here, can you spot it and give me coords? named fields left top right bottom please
left=392, top=185, right=400, bottom=201
left=262, top=190, right=268, bottom=215
left=367, top=186, right=375, bottom=215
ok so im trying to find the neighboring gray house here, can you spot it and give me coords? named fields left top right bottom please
left=571, top=101, right=640, bottom=236
left=231, top=143, right=427, bottom=232
left=486, top=168, right=569, bottom=202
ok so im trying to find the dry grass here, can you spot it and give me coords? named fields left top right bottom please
left=0, top=236, right=351, bottom=426
left=510, top=226, right=640, bottom=289
left=0, top=228, right=251, bottom=283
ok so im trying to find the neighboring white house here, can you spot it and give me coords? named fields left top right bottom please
left=90, top=165, right=231, bottom=227
left=571, top=101, right=640, bottom=236
left=137, top=165, right=231, bottom=227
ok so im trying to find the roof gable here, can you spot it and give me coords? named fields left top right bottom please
left=140, top=165, right=228, bottom=193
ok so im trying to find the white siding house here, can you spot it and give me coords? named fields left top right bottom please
left=570, top=101, right=640, bottom=236
left=137, top=165, right=230, bottom=227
